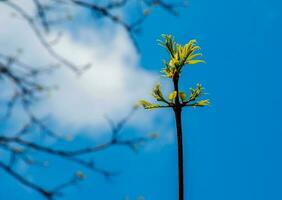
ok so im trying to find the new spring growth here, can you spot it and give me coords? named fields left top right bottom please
left=139, top=34, right=210, bottom=109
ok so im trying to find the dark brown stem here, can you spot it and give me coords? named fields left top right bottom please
left=173, top=73, right=184, bottom=200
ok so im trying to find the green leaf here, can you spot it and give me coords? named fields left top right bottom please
left=189, top=83, right=203, bottom=101
left=138, top=100, right=160, bottom=110
left=168, top=91, right=177, bottom=101
left=187, top=60, right=205, bottom=65
left=179, top=92, right=187, bottom=102
left=195, top=99, right=210, bottom=107
left=152, top=84, right=164, bottom=101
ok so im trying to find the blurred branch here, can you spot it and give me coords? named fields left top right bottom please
left=0, top=53, right=54, bottom=119
left=0, top=106, right=155, bottom=199
left=1, top=0, right=186, bottom=57
left=0, top=159, right=86, bottom=199
left=0, top=0, right=186, bottom=199
left=2, top=1, right=88, bottom=73
left=0, top=160, right=54, bottom=199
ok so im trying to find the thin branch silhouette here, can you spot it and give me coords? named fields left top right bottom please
left=0, top=1, right=187, bottom=199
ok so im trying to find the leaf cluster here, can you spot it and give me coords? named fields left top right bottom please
left=139, top=35, right=209, bottom=110
left=159, top=34, right=205, bottom=78
left=139, top=83, right=209, bottom=109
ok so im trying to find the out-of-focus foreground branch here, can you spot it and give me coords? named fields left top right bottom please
left=0, top=0, right=186, bottom=199
left=0, top=0, right=187, bottom=73
left=0, top=104, right=157, bottom=199
left=0, top=52, right=155, bottom=199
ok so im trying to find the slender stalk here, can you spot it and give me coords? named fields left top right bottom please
left=140, top=35, right=208, bottom=200
left=173, top=74, right=184, bottom=200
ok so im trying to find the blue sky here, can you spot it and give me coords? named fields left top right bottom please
left=1, top=0, right=282, bottom=200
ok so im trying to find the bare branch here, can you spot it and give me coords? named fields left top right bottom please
left=0, top=1, right=186, bottom=199
left=2, top=1, right=87, bottom=73
left=0, top=160, right=53, bottom=199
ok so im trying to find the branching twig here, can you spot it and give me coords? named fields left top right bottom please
left=0, top=106, right=155, bottom=199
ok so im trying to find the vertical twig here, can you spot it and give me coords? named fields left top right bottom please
left=139, top=35, right=209, bottom=200
left=173, top=73, right=184, bottom=200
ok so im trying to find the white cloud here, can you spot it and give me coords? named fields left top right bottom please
left=0, top=1, right=164, bottom=135
left=38, top=28, right=159, bottom=132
